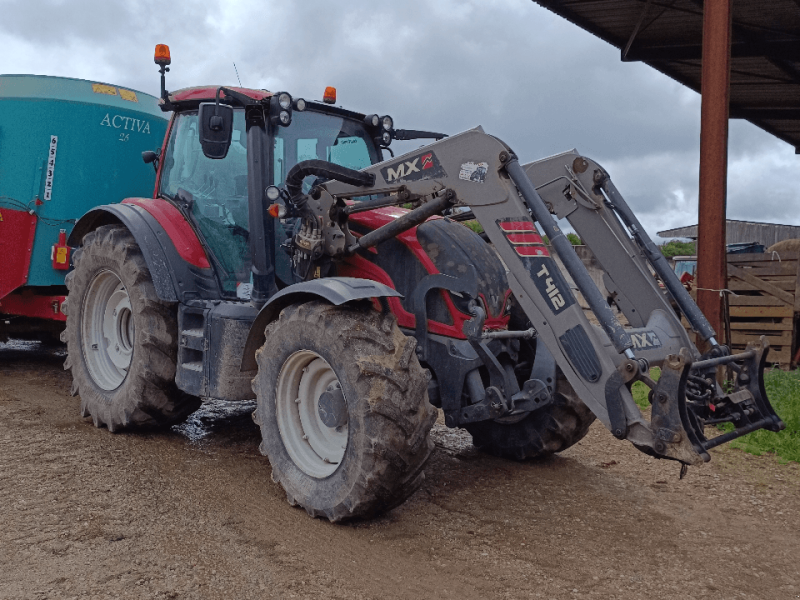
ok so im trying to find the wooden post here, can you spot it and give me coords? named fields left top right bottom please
left=696, top=0, right=733, bottom=347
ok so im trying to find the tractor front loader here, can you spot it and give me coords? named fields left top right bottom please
left=64, top=46, right=783, bottom=522
left=290, top=127, right=784, bottom=469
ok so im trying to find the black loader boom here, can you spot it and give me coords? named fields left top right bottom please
left=279, top=126, right=784, bottom=466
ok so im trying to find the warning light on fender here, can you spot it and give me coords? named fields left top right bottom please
left=323, top=86, right=336, bottom=104
left=154, top=44, right=171, bottom=66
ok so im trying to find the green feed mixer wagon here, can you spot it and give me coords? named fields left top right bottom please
left=0, top=75, right=168, bottom=342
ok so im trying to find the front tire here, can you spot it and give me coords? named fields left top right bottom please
left=64, top=225, right=200, bottom=431
left=252, top=301, right=436, bottom=522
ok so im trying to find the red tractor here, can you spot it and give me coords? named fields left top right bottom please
left=63, top=46, right=783, bottom=521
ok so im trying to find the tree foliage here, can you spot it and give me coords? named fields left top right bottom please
left=660, top=239, right=696, bottom=259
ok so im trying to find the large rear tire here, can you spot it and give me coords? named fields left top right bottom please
left=465, top=370, right=595, bottom=460
left=63, top=225, right=200, bottom=431
left=252, top=301, right=436, bottom=522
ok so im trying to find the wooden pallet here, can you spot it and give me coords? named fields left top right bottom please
left=725, top=252, right=799, bottom=369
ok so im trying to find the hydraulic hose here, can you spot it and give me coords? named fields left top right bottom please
left=284, top=159, right=375, bottom=198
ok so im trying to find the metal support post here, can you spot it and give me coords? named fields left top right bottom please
left=697, top=0, right=733, bottom=347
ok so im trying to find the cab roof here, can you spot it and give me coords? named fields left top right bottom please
left=165, top=85, right=370, bottom=122
left=168, top=85, right=271, bottom=104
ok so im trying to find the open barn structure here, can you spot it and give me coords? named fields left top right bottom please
left=531, top=0, right=800, bottom=152
left=532, top=0, right=800, bottom=344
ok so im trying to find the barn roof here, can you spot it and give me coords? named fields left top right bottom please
left=532, top=0, right=800, bottom=153
left=658, top=219, right=800, bottom=246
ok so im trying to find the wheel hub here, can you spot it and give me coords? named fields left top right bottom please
left=81, top=270, right=134, bottom=391
left=275, top=351, right=349, bottom=478
left=318, top=383, right=347, bottom=428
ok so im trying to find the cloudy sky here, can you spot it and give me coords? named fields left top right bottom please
left=1, top=0, right=796, bottom=239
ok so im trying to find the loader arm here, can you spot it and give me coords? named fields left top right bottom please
left=300, top=127, right=783, bottom=465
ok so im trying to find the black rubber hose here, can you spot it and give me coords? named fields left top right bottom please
left=284, top=159, right=375, bottom=198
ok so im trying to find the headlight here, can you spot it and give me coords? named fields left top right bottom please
left=278, top=92, right=292, bottom=110
left=265, top=185, right=281, bottom=201
left=279, top=111, right=291, bottom=125
left=381, top=131, right=391, bottom=145
left=381, top=115, right=393, bottom=131
left=294, top=98, right=306, bottom=111
left=365, top=114, right=380, bottom=128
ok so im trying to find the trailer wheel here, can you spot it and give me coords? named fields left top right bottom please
left=465, top=370, right=595, bottom=460
left=252, top=301, right=436, bottom=522
left=63, top=224, right=200, bottom=431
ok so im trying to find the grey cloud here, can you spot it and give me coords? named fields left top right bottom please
left=1, top=0, right=797, bottom=236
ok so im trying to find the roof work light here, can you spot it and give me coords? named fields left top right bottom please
left=270, top=92, right=294, bottom=127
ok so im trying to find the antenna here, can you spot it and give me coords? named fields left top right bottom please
left=233, top=62, right=242, bottom=87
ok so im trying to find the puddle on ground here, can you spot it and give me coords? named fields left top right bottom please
left=0, top=339, right=67, bottom=360
left=172, top=398, right=259, bottom=445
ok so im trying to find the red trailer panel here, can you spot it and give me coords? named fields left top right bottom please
left=0, top=209, right=37, bottom=302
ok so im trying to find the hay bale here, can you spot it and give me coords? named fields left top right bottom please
left=766, top=238, right=800, bottom=256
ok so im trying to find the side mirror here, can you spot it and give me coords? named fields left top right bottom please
left=142, top=149, right=160, bottom=173
left=198, top=102, right=233, bottom=159
left=141, top=149, right=158, bottom=170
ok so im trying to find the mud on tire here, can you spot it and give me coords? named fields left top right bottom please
left=465, top=370, right=595, bottom=460
left=252, top=301, right=437, bottom=522
left=63, top=225, right=200, bottom=431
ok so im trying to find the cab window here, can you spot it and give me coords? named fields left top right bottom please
left=159, top=110, right=251, bottom=296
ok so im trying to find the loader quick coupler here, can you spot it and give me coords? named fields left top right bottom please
left=690, top=338, right=784, bottom=451
left=641, top=338, right=785, bottom=465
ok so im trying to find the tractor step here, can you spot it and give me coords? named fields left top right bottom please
left=176, top=305, right=208, bottom=397
left=176, top=302, right=258, bottom=401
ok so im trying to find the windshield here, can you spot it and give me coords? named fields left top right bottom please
left=273, top=110, right=380, bottom=284
left=274, top=110, right=379, bottom=189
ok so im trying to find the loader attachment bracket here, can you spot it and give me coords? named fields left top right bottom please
left=648, top=348, right=710, bottom=465
left=643, top=338, right=785, bottom=465
left=691, top=337, right=785, bottom=451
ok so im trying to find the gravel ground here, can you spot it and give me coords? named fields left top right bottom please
left=1, top=340, right=799, bottom=600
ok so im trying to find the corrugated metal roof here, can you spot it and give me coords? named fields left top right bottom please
left=532, top=0, right=800, bottom=152
left=658, top=219, right=800, bottom=246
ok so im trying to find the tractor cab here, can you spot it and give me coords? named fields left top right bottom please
left=156, top=85, right=387, bottom=298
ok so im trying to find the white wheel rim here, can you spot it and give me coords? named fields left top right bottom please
left=275, top=350, right=348, bottom=478
left=81, top=270, right=134, bottom=391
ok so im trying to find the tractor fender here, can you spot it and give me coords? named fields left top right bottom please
left=68, top=202, right=218, bottom=304
left=241, top=277, right=403, bottom=371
